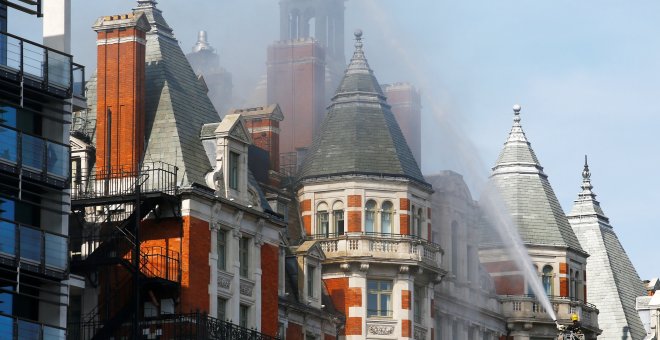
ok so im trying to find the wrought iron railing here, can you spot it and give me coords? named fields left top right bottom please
left=71, top=161, right=178, bottom=201
left=69, top=312, right=280, bottom=340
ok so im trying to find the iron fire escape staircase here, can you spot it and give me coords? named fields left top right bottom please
left=69, top=162, right=181, bottom=340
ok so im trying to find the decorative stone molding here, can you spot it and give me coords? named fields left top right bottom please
left=233, top=210, right=243, bottom=225
left=400, top=265, right=410, bottom=274
left=240, top=278, right=255, bottom=297
left=414, top=326, right=427, bottom=340
left=340, top=263, right=351, bottom=272
left=367, top=324, right=395, bottom=336
left=217, top=270, right=233, bottom=290
left=232, top=229, right=242, bottom=240
left=254, top=233, right=264, bottom=247
left=210, top=203, right=222, bottom=225
left=359, top=263, right=370, bottom=272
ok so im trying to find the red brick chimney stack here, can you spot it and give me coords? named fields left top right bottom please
left=93, top=13, right=150, bottom=176
left=233, top=104, right=284, bottom=172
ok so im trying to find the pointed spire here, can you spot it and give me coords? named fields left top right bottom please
left=346, top=29, right=371, bottom=75
left=581, top=155, right=594, bottom=193
left=568, top=155, right=607, bottom=219
left=507, top=104, right=528, bottom=143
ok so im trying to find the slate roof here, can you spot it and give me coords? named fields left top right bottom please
left=567, top=159, right=647, bottom=340
left=134, top=1, right=219, bottom=186
left=297, top=31, right=427, bottom=188
left=482, top=106, right=584, bottom=252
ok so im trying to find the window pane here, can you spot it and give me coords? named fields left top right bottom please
left=365, top=211, right=374, bottom=233
left=367, top=291, right=377, bottom=317
left=334, top=210, right=344, bottom=235
left=217, top=298, right=226, bottom=321
left=380, top=294, right=391, bottom=316
left=46, top=142, right=68, bottom=178
left=0, top=221, right=15, bottom=256
left=240, top=237, right=249, bottom=278
left=20, top=226, right=42, bottom=263
left=43, top=326, right=65, bottom=340
left=17, top=319, right=40, bottom=340
left=229, top=152, right=239, bottom=189
left=217, top=231, right=226, bottom=271
left=21, top=134, right=44, bottom=170
left=45, top=233, right=67, bottom=269
left=0, top=315, right=12, bottom=340
left=0, top=127, right=17, bottom=164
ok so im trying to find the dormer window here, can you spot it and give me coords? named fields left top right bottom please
left=229, top=151, right=239, bottom=190
left=307, top=264, right=316, bottom=297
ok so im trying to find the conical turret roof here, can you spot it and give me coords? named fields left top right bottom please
left=297, top=30, right=427, bottom=188
left=567, top=158, right=647, bottom=340
left=484, top=105, right=584, bottom=252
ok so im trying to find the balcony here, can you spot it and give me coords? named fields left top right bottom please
left=71, top=161, right=178, bottom=207
left=0, top=0, right=42, bottom=16
left=68, top=312, right=280, bottom=340
left=0, top=218, right=68, bottom=277
left=0, top=31, right=83, bottom=98
left=0, top=314, right=65, bottom=340
left=0, top=124, right=69, bottom=187
left=500, top=294, right=599, bottom=332
left=307, top=232, right=442, bottom=268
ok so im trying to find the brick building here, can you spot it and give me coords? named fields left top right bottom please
left=383, top=83, right=422, bottom=168
left=67, top=1, right=285, bottom=338
left=295, top=31, right=443, bottom=340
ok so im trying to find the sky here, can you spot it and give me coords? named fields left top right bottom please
left=10, top=0, right=659, bottom=280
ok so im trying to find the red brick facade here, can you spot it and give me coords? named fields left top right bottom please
left=300, top=199, right=311, bottom=212
left=384, top=84, right=422, bottom=167
left=347, top=195, right=362, bottom=207
left=483, top=260, right=518, bottom=273
left=325, top=278, right=363, bottom=336
left=401, top=289, right=411, bottom=309
left=400, top=215, right=410, bottom=235
left=492, top=274, right=525, bottom=295
left=345, top=317, right=362, bottom=336
left=324, top=334, right=336, bottom=340
left=560, top=277, right=569, bottom=297
left=286, top=322, right=303, bottom=340
left=180, top=215, right=211, bottom=312
left=94, top=16, right=147, bottom=175
left=267, top=40, right=326, bottom=156
left=347, top=211, right=362, bottom=232
left=402, top=319, right=412, bottom=338
left=399, top=198, right=410, bottom=211
left=261, top=243, right=279, bottom=336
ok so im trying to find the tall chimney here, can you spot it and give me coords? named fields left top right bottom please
left=93, top=13, right=150, bottom=176
left=233, top=104, right=284, bottom=172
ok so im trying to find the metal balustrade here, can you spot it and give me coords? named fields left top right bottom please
left=1, top=0, right=43, bottom=16
left=0, top=124, right=69, bottom=184
left=0, top=218, right=68, bottom=274
left=71, top=161, right=178, bottom=203
left=0, top=314, right=65, bottom=340
left=0, top=31, right=82, bottom=97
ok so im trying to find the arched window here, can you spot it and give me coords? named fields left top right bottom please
left=365, top=200, right=376, bottom=234
left=528, top=265, right=539, bottom=296
left=381, top=201, right=393, bottom=234
left=332, top=201, right=344, bottom=236
left=542, top=265, right=553, bottom=296
left=316, top=202, right=328, bottom=237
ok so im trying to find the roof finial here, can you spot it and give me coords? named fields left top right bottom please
left=346, top=29, right=370, bottom=75
left=506, top=104, right=527, bottom=143
left=513, top=104, right=521, bottom=123
left=580, top=154, right=594, bottom=194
